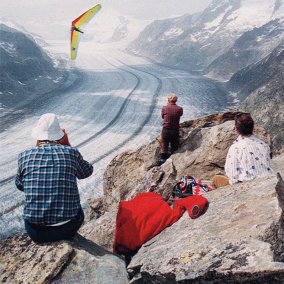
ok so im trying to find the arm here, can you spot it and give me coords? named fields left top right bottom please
left=15, top=156, right=24, bottom=191
left=75, top=150, right=93, bottom=179
left=224, top=145, right=240, bottom=185
left=161, top=106, right=165, bottom=119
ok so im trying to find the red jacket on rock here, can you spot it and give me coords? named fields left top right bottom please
left=113, top=192, right=208, bottom=256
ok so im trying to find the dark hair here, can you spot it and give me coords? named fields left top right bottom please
left=235, top=112, right=254, bottom=136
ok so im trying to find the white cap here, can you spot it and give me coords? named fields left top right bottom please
left=31, top=113, right=64, bottom=141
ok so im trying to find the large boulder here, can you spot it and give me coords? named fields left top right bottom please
left=0, top=234, right=128, bottom=284
left=127, top=174, right=284, bottom=283
left=84, top=111, right=272, bottom=255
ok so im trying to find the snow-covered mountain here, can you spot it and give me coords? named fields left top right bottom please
left=129, top=0, right=284, bottom=74
left=206, top=17, right=284, bottom=79
left=89, top=9, right=150, bottom=44
left=0, top=24, right=64, bottom=110
left=229, top=43, right=284, bottom=99
left=1, top=5, right=150, bottom=46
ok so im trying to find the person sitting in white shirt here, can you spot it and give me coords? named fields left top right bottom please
left=212, top=112, right=273, bottom=188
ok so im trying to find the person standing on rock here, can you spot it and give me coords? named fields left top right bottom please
left=212, top=112, right=273, bottom=188
left=159, top=93, right=183, bottom=165
left=15, top=113, right=93, bottom=243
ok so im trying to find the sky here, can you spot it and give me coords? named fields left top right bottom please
left=1, top=0, right=212, bottom=21
left=0, top=0, right=212, bottom=42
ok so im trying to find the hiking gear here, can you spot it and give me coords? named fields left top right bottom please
left=25, top=208, right=84, bottom=243
left=16, top=144, right=93, bottom=225
left=211, top=175, right=230, bottom=188
left=172, top=175, right=214, bottom=199
left=31, top=113, right=64, bottom=141
left=113, top=192, right=208, bottom=256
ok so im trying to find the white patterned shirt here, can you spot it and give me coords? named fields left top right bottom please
left=225, top=135, right=273, bottom=184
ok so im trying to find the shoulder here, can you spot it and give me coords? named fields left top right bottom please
left=65, top=146, right=83, bottom=158
left=251, top=135, right=269, bottom=146
left=18, top=147, right=38, bottom=158
left=240, top=135, right=269, bottom=149
left=57, top=144, right=78, bottom=153
left=52, top=145, right=84, bottom=161
left=227, top=137, right=242, bottom=153
left=231, top=136, right=242, bottom=147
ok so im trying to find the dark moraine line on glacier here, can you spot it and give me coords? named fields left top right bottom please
left=74, top=62, right=140, bottom=148
left=0, top=200, right=24, bottom=218
left=0, top=62, right=140, bottom=187
left=90, top=60, right=162, bottom=164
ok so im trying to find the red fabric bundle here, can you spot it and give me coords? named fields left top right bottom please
left=113, top=192, right=208, bottom=255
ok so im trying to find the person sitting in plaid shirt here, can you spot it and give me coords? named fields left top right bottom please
left=15, top=113, right=93, bottom=243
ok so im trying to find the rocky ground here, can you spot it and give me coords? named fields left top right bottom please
left=1, top=111, right=283, bottom=283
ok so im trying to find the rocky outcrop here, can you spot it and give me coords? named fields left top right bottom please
left=0, top=234, right=128, bottom=284
left=87, top=111, right=284, bottom=283
left=78, top=112, right=273, bottom=255
left=128, top=174, right=284, bottom=283
left=102, top=112, right=270, bottom=205
left=1, top=111, right=283, bottom=283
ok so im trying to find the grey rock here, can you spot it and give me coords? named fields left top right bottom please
left=80, top=208, right=118, bottom=252
left=0, top=234, right=128, bottom=284
left=128, top=175, right=284, bottom=283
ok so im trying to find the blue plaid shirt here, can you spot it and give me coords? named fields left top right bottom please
left=15, top=144, right=93, bottom=225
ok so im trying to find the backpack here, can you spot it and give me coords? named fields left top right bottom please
left=172, top=175, right=213, bottom=199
